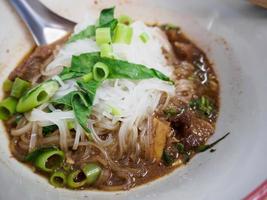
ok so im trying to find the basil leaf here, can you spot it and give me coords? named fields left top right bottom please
left=71, top=93, right=91, bottom=132
left=77, top=80, right=101, bottom=104
left=52, top=80, right=100, bottom=133
left=63, top=53, right=171, bottom=82
left=68, top=25, right=96, bottom=43
left=99, top=7, right=115, bottom=26
left=52, top=91, right=75, bottom=107
left=71, top=52, right=100, bottom=73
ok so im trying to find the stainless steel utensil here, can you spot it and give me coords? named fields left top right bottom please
left=10, top=0, right=76, bottom=46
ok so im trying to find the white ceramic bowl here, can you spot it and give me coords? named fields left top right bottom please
left=0, top=0, right=266, bottom=199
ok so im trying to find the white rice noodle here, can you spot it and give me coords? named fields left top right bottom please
left=88, top=121, right=113, bottom=147
left=73, top=121, right=83, bottom=150
left=29, top=122, right=38, bottom=151
left=53, top=79, right=78, bottom=99
left=28, top=109, right=75, bottom=151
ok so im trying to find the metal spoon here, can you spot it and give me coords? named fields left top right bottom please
left=10, top=0, right=76, bottom=46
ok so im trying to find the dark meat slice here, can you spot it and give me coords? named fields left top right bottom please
left=9, top=36, right=68, bottom=82
left=168, top=107, right=214, bottom=150
left=9, top=45, right=55, bottom=82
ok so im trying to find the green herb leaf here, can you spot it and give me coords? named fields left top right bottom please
left=189, top=96, right=214, bottom=117
left=61, top=52, right=171, bottom=82
left=196, top=132, right=230, bottom=153
left=68, top=25, right=96, bottom=43
left=176, top=143, right=184, bottom=154
left=99, top=7, right=115, bottom=26
left=163, top=107, right=178, bottom=117
left=52, top=80, right=101, bottom=133
left=162, top=150, right=174, bottom=166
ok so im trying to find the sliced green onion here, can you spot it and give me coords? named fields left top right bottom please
left=3, top=79, right=13, bottom=92
left=16, top=81, right=59, bottom=113
left=50, top=171, right=66, bottom=188
left=0, top=97, right=17, bottom=120
left=82, top=163, right=102, bottom=185
left=34, top=148, right=64, bottom=172
left=100, top=43, right=113, bottom=58
left=110, top=106, right=121, bottom=116
left=113, top=23, right=133, bottom=44
left=118, top=15, right=133, bottom=25
left=81, top=72, right=93, bottom=83
left=11, top=77, right=31, bottom=98
left=67, top=121, right=75, bottom=130
left=95, top=27, right=111, bottom=45
left=139, top=32, right=149, bottom=43
left=67, top=170, right=87, bottom=188
left=93, top=62, right=109, bottom=81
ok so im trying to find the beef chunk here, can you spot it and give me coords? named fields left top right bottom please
left=170, top=110, right=214, bottom=150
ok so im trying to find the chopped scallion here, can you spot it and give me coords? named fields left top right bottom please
left=95, top=27, right=111, bottom=45
left=93, top=62, right=109, bottom=81
left=139, top=32, right=149, bottom=43
left=3, top=79, right=13, bottom=92
left=11, top=77, right=31, bottom=98
left=113, top=23, right=133, bottom=44
left=118, top=15, right=133, bottom=25
left=16, top=81, right=59, bottom=113
left=100, top=43, right=113, bottom=58
left=50, top=171, right=66, bottom=188
left=0, top=97, right=17, bottom=120
left=82, top=163, right=102, bottom=185
left=81, top=72, right=93, bottom=83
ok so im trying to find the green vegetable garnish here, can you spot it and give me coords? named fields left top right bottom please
left=95, top=27, right=112, bottom=45
left=67, top=170, right=87, bottom=188
left=100, top=43, right=113, bottom=58
left=189, top=96, right=214, bottom=117
left=82, top=163, right=102, bottom=185
left=68, top=25, right=96, bottom=43
left=162, top=150, right=174, bottom=166
left=176, top=143, right=184, bottom=154
left=10, top=77, right=31, bottom=98
left=53, top=80, right=100, bottom=133
left=118, top=15, right=133, bottom=25
left=81, top=72, right=93, bottom=83
left=25, top=147, right=65, bottom=172
left=3, top=79, right=13, bottom=92
left=113, top=23, right=133, bottom=44
left=196, top=132, right=230, bottom=153
left=60, top=52, right=171, bottom=82
left=50, top=171, right=66, bottom=188
left=16, top=81, right=59, bottom=113
left=139, top=32, right=149, bottom=43
left=93, top=62, right=109, bottom=81
left=0, top=97, right=18, bottom=120
left=163, top=107, right=178, bottom=117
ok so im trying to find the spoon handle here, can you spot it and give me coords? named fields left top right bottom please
left=10, top=0, right=76, bottom=46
